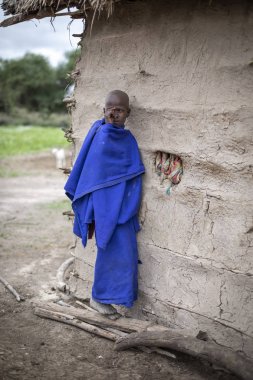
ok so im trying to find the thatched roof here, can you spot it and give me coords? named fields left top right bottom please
left=0, top=0, right=116, bottom=27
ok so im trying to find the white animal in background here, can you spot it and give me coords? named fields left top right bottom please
left=52, top=148, right=66, bottom=169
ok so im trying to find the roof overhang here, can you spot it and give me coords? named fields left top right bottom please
left=0, top=0, right=116, bottom=27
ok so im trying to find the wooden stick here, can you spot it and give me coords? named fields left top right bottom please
left=34, top=307, right=117, bottom=341
left=0, top=7, right=83, bottom=27
left=115, top=330, right=253, bottom=380
left=74, top=306, right=158, bottom=356
left=0, top=6, right=62, bottom=27
left=0, top=275, right=24, bottom=302
left=56, top=257, right=74, bottom=292
left=105, top=327, right=128, bottom=337
left=62, top=210, right=75, bottom=217
left=47, top=11, right=84, bottom=17
left=75, top=300, right=175, bottom=358
left=59, top=168, right=71, bottom=174
left=72, top=33, right=83, bottom=38
left=76, top=302, right=138, bottom=340
left=76, top=302, right=134, bottom=338
left=76, top=300, right=99, bottom=314
left=35, top=302, right=154, bottom=333
left=36, top=304, right=175, bottom=359
left=62, top=97, right=75, bottom=104
left=56, top=300, right=71, bottom=307
left=149, top=347, right=176, bottom=359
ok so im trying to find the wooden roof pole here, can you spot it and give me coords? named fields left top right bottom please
left=0, top=6, right=85, bottom=27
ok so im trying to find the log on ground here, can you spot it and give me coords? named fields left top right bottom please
left=115, top=330, right=253, bottom=380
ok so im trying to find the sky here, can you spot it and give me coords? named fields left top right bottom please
left=0, top=7, right=84, bottom=66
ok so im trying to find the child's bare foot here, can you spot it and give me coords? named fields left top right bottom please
left=90, top=298, right=117, bottom=315
left=116, top=305, right=131, bottom=317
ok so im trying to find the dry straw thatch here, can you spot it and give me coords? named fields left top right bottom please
left=1, top=0, right=116, bottom=27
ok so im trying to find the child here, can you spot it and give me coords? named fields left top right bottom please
left=64, top=90, right=145, bottom=315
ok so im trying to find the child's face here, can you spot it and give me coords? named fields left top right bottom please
left=104, top=93, right=130, bottom=127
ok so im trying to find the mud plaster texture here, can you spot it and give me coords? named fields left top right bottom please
left=3, top=154, right=235, bottom=380
left=68, top=0, right=253, bottom=359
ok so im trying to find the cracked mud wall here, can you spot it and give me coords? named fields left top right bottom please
left=69, top=0, right=253, bottom=358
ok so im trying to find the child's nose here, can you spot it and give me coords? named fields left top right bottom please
left=109, top=108, right=118, bottom=118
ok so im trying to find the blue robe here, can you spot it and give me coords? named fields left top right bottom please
left=64, top=118, right=145, bottom=307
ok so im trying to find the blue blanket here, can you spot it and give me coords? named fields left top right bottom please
left=64, top=118, right=145, bottom=248
left=64, top=119, right=145, bottom=307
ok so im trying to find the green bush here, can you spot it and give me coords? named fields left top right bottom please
left=0, top=108, right=70, bottom=127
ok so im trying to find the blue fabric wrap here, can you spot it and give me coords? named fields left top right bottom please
left=92, top=217, right=139, bottom=307
left=64, top=118, right=145, bottom=250
left=64, top=118, right=145, bottom=307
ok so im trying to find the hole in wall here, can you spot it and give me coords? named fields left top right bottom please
left=154, top=151, right=183, bottom=195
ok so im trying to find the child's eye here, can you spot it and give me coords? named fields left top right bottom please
left=106, top=107, right=125, bottom=113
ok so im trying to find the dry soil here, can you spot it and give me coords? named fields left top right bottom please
left=0, top=152, right=238, bottom=380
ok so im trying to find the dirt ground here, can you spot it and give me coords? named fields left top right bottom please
left=0, top=152, right=239, bottom=380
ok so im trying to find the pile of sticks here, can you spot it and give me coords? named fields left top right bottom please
left=34, top=301, right=253, bottom=380
left=34, top=301, right=174, bottom=357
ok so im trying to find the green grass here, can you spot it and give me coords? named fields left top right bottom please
left=0, top=168, right=20, bottom=177
left=0, top=126, right=70, bottom=158
left=37, top=199, right=71, bottom=210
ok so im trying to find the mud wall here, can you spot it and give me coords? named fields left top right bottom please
left=69, top=0, right=253, bottom=358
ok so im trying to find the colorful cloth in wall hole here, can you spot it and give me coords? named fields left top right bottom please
left=155, top=151, right=183, bottom=195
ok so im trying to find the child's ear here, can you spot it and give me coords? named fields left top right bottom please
left=127, top=108, right=131, bottom=117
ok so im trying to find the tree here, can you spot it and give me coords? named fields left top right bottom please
left=0, top=53, right=55, bottom=112
left=0, top=48, right=81, bottom=114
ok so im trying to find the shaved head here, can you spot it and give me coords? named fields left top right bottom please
left=105, top=90, right=129, bottom=109
left=104, top=90, right=130, bottom=127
